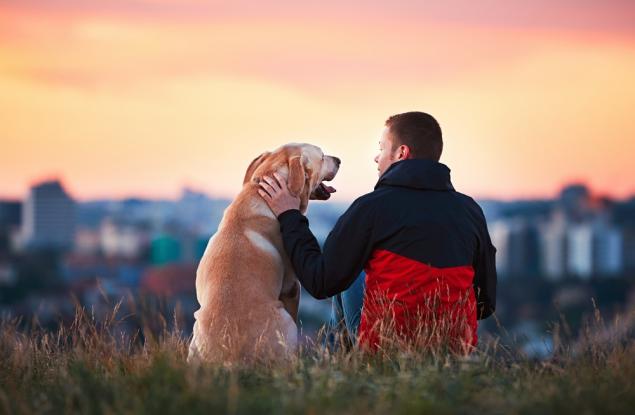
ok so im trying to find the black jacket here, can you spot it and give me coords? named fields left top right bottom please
left=278, top=159, right=497, bottom=319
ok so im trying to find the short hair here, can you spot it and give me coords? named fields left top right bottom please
left=385, top=111, right=443, bottom=161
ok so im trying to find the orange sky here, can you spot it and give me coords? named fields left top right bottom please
left=1, top=1, right=634, bottom=202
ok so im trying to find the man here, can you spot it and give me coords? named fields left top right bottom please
left=258, top=111, right=497, bottom=352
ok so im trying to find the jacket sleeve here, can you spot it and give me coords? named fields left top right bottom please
left=277, top=198, right=375, bottom=299
left=472, top=206, right=497, bottom=320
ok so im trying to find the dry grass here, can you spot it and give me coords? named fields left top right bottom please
left=0, top=297, right=634, bottom=415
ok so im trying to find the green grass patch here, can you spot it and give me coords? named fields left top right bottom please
left=0, top=302, right=633, bottom=414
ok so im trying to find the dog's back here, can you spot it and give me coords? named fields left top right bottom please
left=188, top=190, right=298, bottom=365
left=187, top=143, right=339, bottom=365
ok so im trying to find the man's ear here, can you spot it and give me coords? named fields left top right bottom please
left=397, top=144, right=411, bottom=160
left=287, top=156, right=306, bottom=197
left=243, top=152, right=271, bottom=184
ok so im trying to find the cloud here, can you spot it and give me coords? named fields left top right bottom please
left=4, top=0, right=635, bottom=34
left=1, top=1, right=634, bottom=199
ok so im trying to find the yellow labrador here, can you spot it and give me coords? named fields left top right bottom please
left=188, top=143, right=340, bottom=365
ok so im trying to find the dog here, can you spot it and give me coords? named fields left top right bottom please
left=188, top=143, right=340, bottom=365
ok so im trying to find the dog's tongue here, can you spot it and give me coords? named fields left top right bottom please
left=313, top=182, right=336, bottom=200
left=319, top=182, right=336, bottom=194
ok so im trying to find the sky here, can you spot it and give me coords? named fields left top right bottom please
left=1, top=0, right=634, bottom=202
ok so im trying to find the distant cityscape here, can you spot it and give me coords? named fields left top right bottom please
left=1, top=179, right=634, bottom=346
left=482, top=184, right=635, bottom=280
left=0, top=180, right=347, bottom=331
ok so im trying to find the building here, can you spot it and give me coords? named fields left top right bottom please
left=565, top=219, right=623, bottom=279
left=559, top=184, right=592, bottom=222
left=74, top=228, right=101, bottom=256
left=0, top=200, right=21, bottom=256
left=489, top=220, right=511, bottom=276
left=592, top=221, right=623, bottom=276
left=99, top=218, right=150, bottom=259
left=176, top=188, right=224, bottom=235
left=21, top=180, right=76, bottom=250
left=611, top=199, right=635, bottom=274
left=0, top=200, right=21, bottom=228
left=539, top=213, right=568, bottom=280
left=140, top=263, right=197, bottom=297
left=62, top=253, right=146, bottom=287
left=489, top=218, right=540, bottom=278
left=567, top=223, right=594, bottom=279
left=622, top=227, right=635, bottom=273
left=150, top=234, right=182, bottom=265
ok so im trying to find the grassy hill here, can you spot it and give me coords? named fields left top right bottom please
left=1, top=302, right=633, bottom=415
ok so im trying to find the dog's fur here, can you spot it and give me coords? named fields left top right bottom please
left=188, top=143, right=340, bottom=365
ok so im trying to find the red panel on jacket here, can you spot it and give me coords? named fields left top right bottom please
left=359, top=249, right=478, bottom=353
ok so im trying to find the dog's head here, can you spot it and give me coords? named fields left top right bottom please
left=243, top=143, right=340, bottom=213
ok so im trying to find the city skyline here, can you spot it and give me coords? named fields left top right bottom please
left=2, top=1, right=635, bottom=201
left=1, top=176, right=634, bottom=204
left=3, top=178, right=634, bottom=282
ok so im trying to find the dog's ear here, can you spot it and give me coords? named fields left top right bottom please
left=243, top=152, right=271, bottom=185
left=287, top=156, right=306, bottom=197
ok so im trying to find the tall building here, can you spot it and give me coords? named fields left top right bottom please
left=622, top=228, right=635, bottom=273
left=0, top=200, right=21, bottom=256
left=490, top=218, right=540, bottom=278
left=21, top=180, right=76, bottom=250
left=566, top=219, right=623, bottom=279
left=592, top=221, right=623, bottom=276
left=567, top=223, right=593, bottom=279
left=559, top=184, right=591, bottom=222
left=489, top=220, right=510, bottom=277
left=150, top=234, right=182, bottom=265
left=0, top=200, right=21, bottom=227
left=612, top=198, right=635, bottom=273
left=540, top=213, right=568, bottom=280
left=508, top=219, right=540, bottom=277
left=99, top=218, right=150, bottom=259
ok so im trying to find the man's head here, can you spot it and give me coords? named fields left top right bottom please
left=374, top=111, right=443, bottom=177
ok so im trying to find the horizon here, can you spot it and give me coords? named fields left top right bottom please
left=2, top=1, right=635, bottom=202
left=1, top=176, right=632, bottom=205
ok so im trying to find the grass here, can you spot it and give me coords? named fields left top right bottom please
left=0, top=298, right=634, bottom=415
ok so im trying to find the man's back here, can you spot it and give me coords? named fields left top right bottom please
left=277, top=158, right=496, bottom=350
left=363, top=161, right=488, bottom=271
left=350, top=159, right=497, bottom=349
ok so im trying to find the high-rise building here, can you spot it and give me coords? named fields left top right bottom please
left=559, top=184, right=591, bottom=222
left=0, top=200, right=21, bottom=256
left=540, top=213, right=568, bottom=280
left=99, top=218, right=150, bottom=259
left=592, top=221, right=623, bottom=276
left=567, top=223, right=594, bottom=279
left=566, top=219, right=623, bottom=279
left=21, top=180, right=76, bottom=250
left=490, top=218, right=540, bottom=278
left=489, top=220, right=510, bottom=277
left=622, top=227, right=635, bottom=273
left=0, top=200, right=21, bottom=227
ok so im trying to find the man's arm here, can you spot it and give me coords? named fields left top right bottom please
left=277, top=198, right=375, bottom=299
left=472, top=206, right=497, bottom=319
left=258, top=173, right=376, bottom=299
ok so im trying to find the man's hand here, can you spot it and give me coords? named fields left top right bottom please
left=258, top=172, right=301, bottom=217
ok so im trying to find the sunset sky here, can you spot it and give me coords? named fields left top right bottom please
left=1, top=0, right=634, bottom=202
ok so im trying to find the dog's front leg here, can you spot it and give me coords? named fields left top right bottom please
left=279, top=278, right=300, bottom=324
